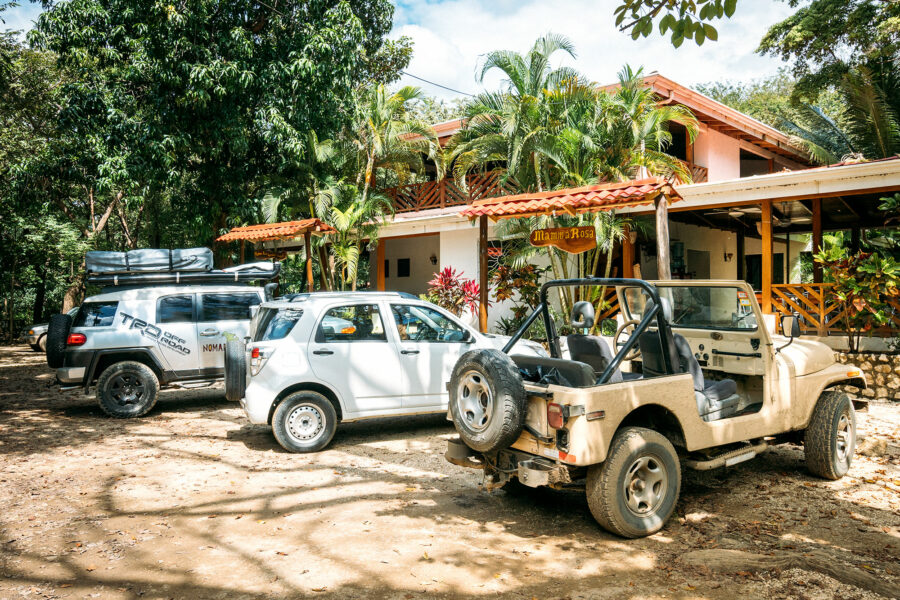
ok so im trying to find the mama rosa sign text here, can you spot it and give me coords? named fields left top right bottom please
left=529, top=226, right=597, bottom=254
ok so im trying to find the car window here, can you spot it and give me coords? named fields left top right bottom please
left=317, top=304, right=386, bottom=342
left=157, top=295, right=194, bottom=323
left=391, top=304, right=469, bottom=342
left=253, top=308, right=303, bottom=342
left=74, top=302, right=118, bottom=327
left=199, top=292, right=261, bottom=321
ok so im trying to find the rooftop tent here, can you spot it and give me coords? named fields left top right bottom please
left=86, top=248, right=213, bottom=274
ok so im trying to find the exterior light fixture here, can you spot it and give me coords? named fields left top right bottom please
left=430, top=254, right=437, bottom=265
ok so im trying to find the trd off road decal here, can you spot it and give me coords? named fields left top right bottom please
left=120, top=313, right=191, bottom=355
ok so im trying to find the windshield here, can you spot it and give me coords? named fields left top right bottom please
left=623, top=285, right=758, bottom=331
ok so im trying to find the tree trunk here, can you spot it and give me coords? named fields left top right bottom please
left=32, top=260, right=48, bottom=323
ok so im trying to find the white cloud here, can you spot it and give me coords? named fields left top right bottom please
left=2, top=2, right=43, bottom=39
left=393, top=0, right=796, bottom=99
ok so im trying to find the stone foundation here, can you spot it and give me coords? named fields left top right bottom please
left=834, top=352, right=900, bottom=401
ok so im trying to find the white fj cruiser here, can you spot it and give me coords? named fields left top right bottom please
left=48, top=248, right=279, bottom=418
left=444, top=278, right=868, bottom=538
left=226, top=292, right=547, bottom=453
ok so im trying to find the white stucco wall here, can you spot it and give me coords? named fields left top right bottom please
left=693, top=128, right=741, bottom=182
left=375, top=234, right=441, bottom=296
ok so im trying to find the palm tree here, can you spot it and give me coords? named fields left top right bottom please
left=327, top=183, right=392, bottom=291
left=350, top=84, right=444, bottom=209
left=450, top=33, right=582, bottom=192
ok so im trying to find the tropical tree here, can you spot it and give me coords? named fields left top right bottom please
left=349, top=84, right=444, bottom=208
left=327, top=184, right=392, bottom=291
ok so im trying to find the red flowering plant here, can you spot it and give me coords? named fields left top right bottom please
left=491, top=263, right=548, bottom=320
left=424, top=267, right=485, bottom=316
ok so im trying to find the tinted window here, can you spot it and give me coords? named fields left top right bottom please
left=253, top=308, right=303, bottom=342
left=317, top=304, right=386, bottom=342
left=157, top=295, right=194, bottom=323
left=74, top=302, right=118, bottom=327
left=199, top=292, right=261, bottom=321
left=391, top=304, right=468, bottom=342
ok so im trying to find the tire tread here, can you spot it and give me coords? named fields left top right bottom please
left=805, top=391, right=855, bottom=480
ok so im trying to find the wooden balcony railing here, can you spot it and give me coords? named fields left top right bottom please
left=385, top=172, right=521, bottom=213
left=771, top=283, right=900, bottom=336
left=666, top=161, right=708, bottom=185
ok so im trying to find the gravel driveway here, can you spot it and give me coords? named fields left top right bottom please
left=1, top=345, right=898, bottom=599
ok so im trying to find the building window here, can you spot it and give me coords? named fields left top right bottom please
left=398, top=258, right=410, bottom=277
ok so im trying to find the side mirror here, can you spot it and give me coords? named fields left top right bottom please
left=781, top=314, right=801, bottom=338
left=600, top=318, right=618, bottom=337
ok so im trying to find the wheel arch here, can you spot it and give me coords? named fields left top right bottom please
left=615, top=404, right=686, bottom=450
left=88, top=349, right=166, bottom=389
left=269, top=382, right=343, bottom=425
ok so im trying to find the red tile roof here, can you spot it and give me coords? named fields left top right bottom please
left=460, top=178, right=681, bottom=219
left=216, top=219, right=337, bottom=243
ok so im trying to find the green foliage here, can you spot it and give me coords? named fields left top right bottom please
left=814, top=247, right=900, bottom=351
left=758, top=0, right=900, bottom=101
left=614, top=0, right=736, bottom=47
left=492, top=263, right=549, bottom=320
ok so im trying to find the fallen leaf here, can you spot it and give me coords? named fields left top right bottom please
left=86, top=565, right=96, bottom=572
left=312, top=587, right=327, bottom=592
left=276, top=551, right=288, bottom=556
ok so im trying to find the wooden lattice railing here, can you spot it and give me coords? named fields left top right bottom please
left=771, top=283, right=900, bottom=336
left=385, top=172, right=521, bottom=213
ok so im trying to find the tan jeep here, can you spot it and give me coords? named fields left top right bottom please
left=445, top=278, right=867, bottom=538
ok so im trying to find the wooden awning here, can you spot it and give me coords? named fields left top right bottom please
left=459, top=178, right=681, bottom=220
left=216, top=219, right=337, bottom=243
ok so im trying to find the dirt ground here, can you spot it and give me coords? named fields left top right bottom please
left=1, top=345, right=898, bottom=600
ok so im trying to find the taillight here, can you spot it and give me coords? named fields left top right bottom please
left=547, top=402, right=564, bottom=429
left=249, top=346, right=272, bottom=376
left=67, top=333, right=87, bottom=346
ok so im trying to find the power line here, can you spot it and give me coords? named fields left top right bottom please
left=401, top=71, right=476, bottom=97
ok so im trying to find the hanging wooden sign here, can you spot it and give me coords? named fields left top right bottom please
left=529, top=226, right=596, bottom=254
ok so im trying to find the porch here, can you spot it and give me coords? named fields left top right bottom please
left=375, top=158, right=900, bottom=346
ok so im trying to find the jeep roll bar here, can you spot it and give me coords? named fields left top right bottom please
left=501, top=278, right=676, bottom=384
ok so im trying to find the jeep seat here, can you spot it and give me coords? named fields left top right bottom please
left=638, top=298, right=741, bottom=422
left=511, top=355, right=596, bottom=388
left=566, top=302, right=641, bottom=384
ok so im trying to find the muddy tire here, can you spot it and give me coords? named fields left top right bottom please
left=96, top=361, right=160, bottom=418
left=449, top=349, right=526, bottom=454
left=586, top=427, right=681, bottom=538
left=805, top=391, right=856, bottom=480
left=224, top=338, right=246, bottom=402
left=272, top=391, right=338, bottom=453
left=46, top=314, right=72, bottom=368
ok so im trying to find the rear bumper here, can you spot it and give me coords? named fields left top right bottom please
left=241, top=382, right=274, bottom=425
left=57, top=366, right=86, bottom=385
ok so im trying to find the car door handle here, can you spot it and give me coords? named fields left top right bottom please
left=200, top=329, right=219, bottom=337
left=312, top=350, right=334, bottom=356
left=401, top=349, right=420, bottom=355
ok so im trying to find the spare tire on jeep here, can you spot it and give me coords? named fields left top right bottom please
left=224, top=338, right=247, bottom=402
left=449, top=349, right=526, bottom=453
left=46, top=313, right=73, bottom=369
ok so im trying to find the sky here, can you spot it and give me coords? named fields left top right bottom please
left=4, top=0, right=797, bottom=100
left=392, top=0, right=797, bottom=100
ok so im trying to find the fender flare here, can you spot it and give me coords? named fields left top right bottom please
left=84, top=348, right=168, bottom=390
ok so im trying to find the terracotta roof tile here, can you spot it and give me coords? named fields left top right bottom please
left=460, top=178, right=680, bottom=219
left=216, top=219, right=337, bottom=243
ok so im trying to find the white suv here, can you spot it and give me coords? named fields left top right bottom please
left=232, top=292, right=546, bottom=453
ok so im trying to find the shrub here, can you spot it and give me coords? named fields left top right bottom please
left=424, top=267, right=483, bottom=316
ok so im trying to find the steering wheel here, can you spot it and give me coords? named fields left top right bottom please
left=614, top=319, right=642, bottom=361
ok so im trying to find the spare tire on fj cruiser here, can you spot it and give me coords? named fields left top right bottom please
left=46, top=313, right=73, bottom=369
left=224, top=338, right=247, bottom=402
left=449, top=349, right=526, bottom=453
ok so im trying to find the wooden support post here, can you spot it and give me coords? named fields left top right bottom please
left=304, top=231, right=314, bottom=292
left=316, top=245, right=330, bottom=291
left=479, top=215, right=489, bottom=333
left=376, top=239, right=386, bottom=292
left=761, top=200, right=773, bottom=314
left=655, top=195, right=672, bottom=280
left=240, top=240, right=246, bottom=264
left=622, top=225, right=635, bottom=278
left=784, top=233, right=790, bottom=284
left=812, top=198, right=823, bottom=283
